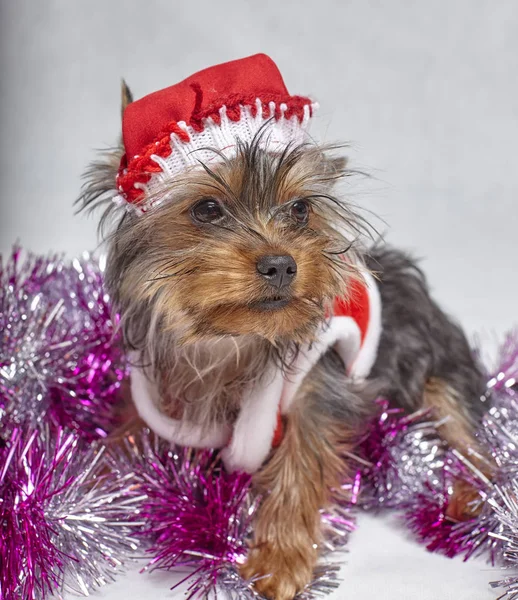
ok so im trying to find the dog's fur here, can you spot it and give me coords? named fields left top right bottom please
left=77, top=87, right=486, bottom=599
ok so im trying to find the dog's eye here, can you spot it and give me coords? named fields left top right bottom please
left=191, top=199, right=224, bottom=224
left=290, top=200, right=310, bottom=225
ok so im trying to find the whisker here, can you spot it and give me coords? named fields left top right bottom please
left=196, top=161, right=239, bottom=203
left=323, top=239, right=357, bottom=255
left=146, top=274, right=179, bottom=282
left=147, top=266, right=198, bottom=282
left=303, top=193, right=377, bottom=240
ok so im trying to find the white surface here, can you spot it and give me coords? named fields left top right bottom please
left=89, top=514, right=503, bottom=600
left=1, top=1, right=517, bottom=599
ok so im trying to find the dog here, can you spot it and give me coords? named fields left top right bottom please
left=77, top=54, right=486, bottom=600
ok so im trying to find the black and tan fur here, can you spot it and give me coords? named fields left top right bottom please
left=77, top=88, right=486, bottom=600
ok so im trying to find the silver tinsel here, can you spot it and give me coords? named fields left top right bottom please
left=0, top=248, right=126, bottom=439
left=489, top=481, right=518, bottom=598
left=357, top=404, right=448, bottom=510
left=0, top=426, right=144, bottom=599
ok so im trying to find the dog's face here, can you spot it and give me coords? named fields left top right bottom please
left=88, top=137, right=368, bottom=348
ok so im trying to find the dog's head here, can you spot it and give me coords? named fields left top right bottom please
left=78, top=89, right=371, bottom=356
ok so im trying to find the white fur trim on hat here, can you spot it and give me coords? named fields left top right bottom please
left=116, top=99, right=318, bottom=214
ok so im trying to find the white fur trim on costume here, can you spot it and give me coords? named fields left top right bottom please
left=349, top=270, right=382, bottom=380
left=220, top=364, right=285, bottom=473
left=280, top=317, right=362, bottom=414
left=128, top=271, right=382, bottom=474
left=116, top=99, right=318, bottom=213
left=130, top=352, right=231, bottom=448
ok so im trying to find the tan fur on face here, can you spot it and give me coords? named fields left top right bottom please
left=116, top=144, right=364, bottom=346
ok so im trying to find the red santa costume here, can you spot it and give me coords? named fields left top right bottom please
left=117, top=54, right=382, bottom=474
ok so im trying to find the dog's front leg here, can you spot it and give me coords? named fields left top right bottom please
left=241, top=401, right=353, bottom=600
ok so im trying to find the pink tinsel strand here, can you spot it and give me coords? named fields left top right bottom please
left=401, top=476, right=499, bottom=562
left=364, top=330, right=518, bottom=568
left=0, top=247, right=127, bottom=439
left=0, top=428, right=75, bottom=600
left=405, top=487, right=460, bottom=558
left=127, top=431, right=353, bottom=599
left=357, top=399, right=447, bottom=510
left=133, top=437, right=255, bottom=599
left=0, top=425, right=142, bottom=600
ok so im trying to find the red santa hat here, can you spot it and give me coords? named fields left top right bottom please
left=115, top=54, right=317, bottom=212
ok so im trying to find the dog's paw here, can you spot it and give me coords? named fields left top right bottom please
left=446, top=478, right=483, bottom=522
left=240, top=543, right=316, bottom=600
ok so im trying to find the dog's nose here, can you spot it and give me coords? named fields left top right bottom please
left=256, top=255, right=297, bottom=289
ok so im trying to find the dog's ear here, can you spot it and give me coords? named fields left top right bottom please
left=121, top=79, right=133, bottom=120
left=321, top=155, right=349, bottom=184
left=326, top=156, right=348, bottom=175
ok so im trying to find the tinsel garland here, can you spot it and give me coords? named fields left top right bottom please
left=0, top=249, right=137, bottom=600
left=358, top=331, right=518, bottom=595
left=489, top=481, right=518, bottom=599
left=0, top=426, right=142, bottom=600
left=356, top=401, right=447, bottom=510
left=122, top=432, right=356, bottom=599
left=130, top=437, right=256, bottom=599
left=0, top=247, right=126, bottom=439
left=1, top=247, right=518, bottom=599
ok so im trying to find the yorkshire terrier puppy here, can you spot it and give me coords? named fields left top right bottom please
left=78, top=55, right=486, bottom=600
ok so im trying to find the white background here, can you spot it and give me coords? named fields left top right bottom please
left=1, top=1, right=516, bottom=598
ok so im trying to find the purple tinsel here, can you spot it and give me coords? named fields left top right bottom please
left=359, top=330, right=518, bottom=589
left=0, top=429, right=66, bottom=599
left=0, top=247, right=127, bottom=439
left=0, top=426, right=142, bottom=600
left=2, top=245, right=518, bottom=599
left=125, top=431, right=356, bottom=599
left=489, top=481, right=518, bottom=598
left=357, top=399, right=447, bottom=510
left=128, top=434, right=255, bottom=599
